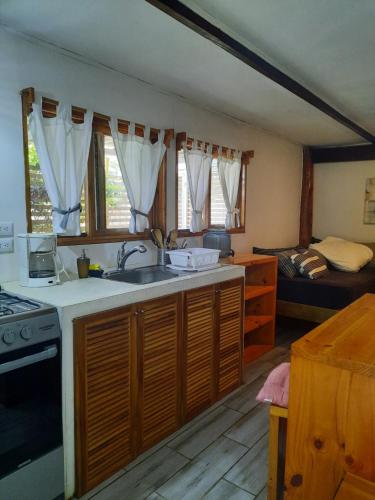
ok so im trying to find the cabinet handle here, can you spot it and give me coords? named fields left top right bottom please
left=215, top=289, right=221, bottom=294
left=134, top=311, right=139, bottom=316
left=140, top=309, right=145, bottom=314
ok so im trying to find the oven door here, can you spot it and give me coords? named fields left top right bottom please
left=0, top=339, right=62, bottom=479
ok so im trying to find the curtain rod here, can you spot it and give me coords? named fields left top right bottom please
left=21, top=87, right=174, bottom=141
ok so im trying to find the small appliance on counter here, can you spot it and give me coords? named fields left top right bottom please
left=17, top=233, right=60, bottom=287
left=203, top=229, right=234, bottom=258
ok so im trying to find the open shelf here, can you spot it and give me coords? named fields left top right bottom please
left=243, top=344, right=273, bottom=364
left=245, top=285, right=275, bottom=301
left=245, top=315, right=273, bottom=334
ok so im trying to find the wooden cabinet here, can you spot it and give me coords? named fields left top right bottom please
left=184, top=285, right=216, bottom=419
left=229, top=254, right=277, bottom=363
left=216, top=278, right=243, bottom=398
left=74, top=307, right=135, bottom=496
left=74, top=277, right=243, bottom=496
left=137, top=294, right=181, bottom=451
left=183, top=278, right=243, bottom=419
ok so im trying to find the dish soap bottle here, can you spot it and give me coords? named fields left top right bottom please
left=77, top=249, right=90, bottom=279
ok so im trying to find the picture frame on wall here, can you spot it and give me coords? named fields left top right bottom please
left=364, top=178, right=375, bottom=224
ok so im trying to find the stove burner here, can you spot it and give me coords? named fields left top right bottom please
left=0, top=306, right=13, bottom=317
left=0, top=293, right=40, bottom=316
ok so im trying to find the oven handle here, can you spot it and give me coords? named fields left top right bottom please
left=0, top=345, right=58, bottom=375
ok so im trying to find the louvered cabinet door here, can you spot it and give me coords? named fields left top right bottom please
left=137, top=294, right=181, bottom=452
left=183, top=285, right=216, bottom=420
left=216, top=278, right=244, bottom=398
left=74, top=307, right=135, bottom=496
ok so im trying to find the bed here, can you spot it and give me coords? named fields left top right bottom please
left=253, top=243, right=375, bottom=323
left=277, top=266, right=375, bottom=322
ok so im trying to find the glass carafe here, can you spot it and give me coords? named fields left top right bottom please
left=29, top=251, right=56, bottom=279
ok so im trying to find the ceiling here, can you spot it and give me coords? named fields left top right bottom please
left=1, top=0, right=374, bottom=146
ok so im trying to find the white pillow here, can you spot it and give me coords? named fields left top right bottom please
left=310, top=236, right=373, bottom=272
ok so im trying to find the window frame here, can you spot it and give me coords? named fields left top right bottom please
left=21, top=88, right=172, bottom=246
left=175, top=132, right=253, bottom=237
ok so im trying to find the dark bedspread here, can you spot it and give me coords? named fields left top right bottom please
left=277, top=266, right=375, bottom=309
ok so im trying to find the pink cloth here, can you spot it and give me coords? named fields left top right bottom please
left=256, top=362, right=290, bottom=408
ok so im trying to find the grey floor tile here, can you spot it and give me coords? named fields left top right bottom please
left=224, top=376, right=266, bottom=414
left=78, top=469, right=126, bottom=499
left=167, top=405, right=242, bottom=459
left=243, top=359, right=274, bottom=384
left=146, top=493, right=165, bottom=500
left=259, top=346, right=290, bottom=367
left=224, top=404, right=268, bottom=448
left=93, top=446, right=189, bottom=500
left=157, top=436, right=247, bottom=500
left=204, top=479, right=255, bottom=499
left=225, top=434, right=268, bottom=495
left=254, top=486, right=268, bottom=500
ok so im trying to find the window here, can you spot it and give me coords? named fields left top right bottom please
left=176, top=133, right=251, bottom=235
left=209, top=159, right=226, bottom=226
left=22, top=88, right=170, bottom=245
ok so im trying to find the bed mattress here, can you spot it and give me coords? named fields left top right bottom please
left=277, top=266, right=375, bottom=309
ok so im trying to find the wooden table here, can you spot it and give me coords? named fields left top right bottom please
left=284, top=293, right=375, bottom=499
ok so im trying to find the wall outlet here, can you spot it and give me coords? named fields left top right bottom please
left=0, top=222, right=13, bottom=237
left=0, top=238, right=14, bottom=253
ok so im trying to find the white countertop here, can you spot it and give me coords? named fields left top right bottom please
left=3, top=264, right=244, bottom=310
left=3, top=264, right=244, bottom=499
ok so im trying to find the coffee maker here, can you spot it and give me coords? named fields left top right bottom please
left=18, top=233, right=60, bottom=287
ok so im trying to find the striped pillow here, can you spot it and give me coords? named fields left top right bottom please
left=291, top=249, right=329, bottom=280
left=276, top=250, right=300, bottom=278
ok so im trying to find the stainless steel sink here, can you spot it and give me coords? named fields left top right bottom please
left=105, top=265, right=186, bottom=285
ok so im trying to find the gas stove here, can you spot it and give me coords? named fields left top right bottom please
left=0, top=291, right=59, bottom=354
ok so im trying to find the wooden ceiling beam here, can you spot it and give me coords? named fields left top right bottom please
left=146, top=0, right=375, bottom=145
left=311, top=144, right=375, bottom=163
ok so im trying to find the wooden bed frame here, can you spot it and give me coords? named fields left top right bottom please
left=277, top=299, right=337, bottom=323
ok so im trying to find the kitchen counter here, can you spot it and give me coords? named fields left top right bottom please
left=4, top=264, right=243, bottom=310
left=3, top=264, right=244, bottom=499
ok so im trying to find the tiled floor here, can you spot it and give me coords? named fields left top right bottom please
left=80, top=318, right=314, bottom=500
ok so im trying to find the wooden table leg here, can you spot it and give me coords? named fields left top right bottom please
left=269, top=405, right=288, bottom=500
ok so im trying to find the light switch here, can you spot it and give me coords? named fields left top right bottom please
left=0, top=238, right=14, bottom=253
left=0, top=222, right=13, bottom=237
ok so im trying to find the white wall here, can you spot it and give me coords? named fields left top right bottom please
left=313, top=160, right=375, bottom=242
left=0, top=28, right=302, bottom=282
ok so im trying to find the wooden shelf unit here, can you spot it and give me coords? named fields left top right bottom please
left=229, top=253, right=278, bottom=363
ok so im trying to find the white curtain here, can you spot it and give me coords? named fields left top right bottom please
left=29, top=101, right=93, bottom=235
left=183, top=141, right=212, bottom=232
left=218, top=148, right=242, bottom=229
left=110, top=120, right=166, bottom=233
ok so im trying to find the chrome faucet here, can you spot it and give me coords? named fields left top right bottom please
left=117, top=243, right=147, bottom=271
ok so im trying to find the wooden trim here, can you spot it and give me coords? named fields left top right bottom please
left=21, top=87, right=35, bottom=233
left=277, top=299, right=338, bottom=323
left=311, top=144, right=375, bottom=163
left=299, top=147, right=314, bottom=248
left=146, top=0, right=375, bottom=144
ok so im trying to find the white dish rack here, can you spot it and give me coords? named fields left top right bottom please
left=166, top=248, right=220, bottom=270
